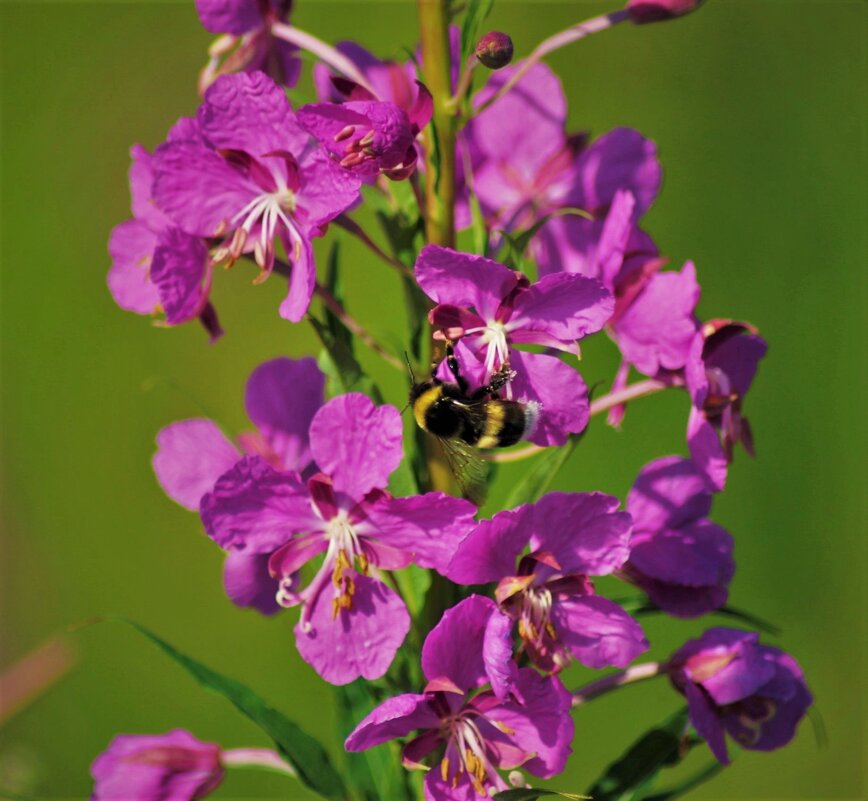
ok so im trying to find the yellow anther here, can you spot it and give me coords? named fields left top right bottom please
left=494, top=721, right=515, bottom=736
left=440, top=757, right=450, bottom=782
left=357, top=551, right=369, bottom=574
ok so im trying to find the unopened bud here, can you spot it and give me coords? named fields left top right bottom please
left=626, top=0, right=705, bottom=24
left=475, top=31, right=514, bottom=70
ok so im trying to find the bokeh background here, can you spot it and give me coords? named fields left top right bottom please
left=1, top=0, right=865, bottom=798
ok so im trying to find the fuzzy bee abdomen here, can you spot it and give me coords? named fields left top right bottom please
left=473, top=400, right=530, bottom=448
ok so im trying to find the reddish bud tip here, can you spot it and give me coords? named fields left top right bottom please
left=475, top=31, right=514, bottom=70
left=627, top=0, right=705, bottom=24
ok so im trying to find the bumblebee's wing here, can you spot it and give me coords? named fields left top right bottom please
left=439, top=436, right=489, bottom=507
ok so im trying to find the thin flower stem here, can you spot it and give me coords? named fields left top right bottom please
left=488, top=377, right=678, bottom=463
left=572, top=661, right=666, bottom=708
left=334, top=215, right=414, bottom=279
left=270, top=22, right=377, bottom=96
left=448, top=56, right=478, bottom=111
left=221, top=748, right=296, bottom=777
left=313, top=283, right=405, bottom=373
left=475, top=10, right=630, bottom=116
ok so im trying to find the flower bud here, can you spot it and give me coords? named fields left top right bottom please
left=627, top=0, right=705, bottom=24
left=475, top=31, right=514, bottom=70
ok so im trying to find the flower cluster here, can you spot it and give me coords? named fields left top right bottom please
left=96, top=1, right=812, bottom=799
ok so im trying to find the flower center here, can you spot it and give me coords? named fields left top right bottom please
left=516, top=585, right=555, bottom=648
left=216, top=185, right=301, bottom=273
left=440, top=714, right=497, bottom=795
left=323, top=511, right=368, bottom=618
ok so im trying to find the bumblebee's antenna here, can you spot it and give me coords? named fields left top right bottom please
left=404, top=351, right=417, bottom=384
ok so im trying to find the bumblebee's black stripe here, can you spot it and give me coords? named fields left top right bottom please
left=412, top=381, right=529, bottom=449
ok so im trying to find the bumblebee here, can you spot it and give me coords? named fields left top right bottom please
left=408, top=342, right=540, bottom=502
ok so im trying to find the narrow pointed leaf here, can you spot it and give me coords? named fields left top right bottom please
left=334, top=680, right=412, bottom=801
left=117, top=620, right=347, bottom=801
left=586, top=707, right=691, bottom=801
left=503, top=433, right=582, bottom=509
left=493, top=791, right=590, bottom=801
left=641, top=762, right=724, bottom=801
left=460, top=0, right=495, bottom=61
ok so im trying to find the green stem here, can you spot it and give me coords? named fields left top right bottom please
left=418, top=0, right=456, bottom=250
left=417, top=0, right=461, bottom=638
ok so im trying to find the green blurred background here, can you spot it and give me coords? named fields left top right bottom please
left=1, top=0, right=865, bottom=798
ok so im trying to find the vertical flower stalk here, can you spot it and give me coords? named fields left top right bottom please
left=418, top=0, right=456, bottom=250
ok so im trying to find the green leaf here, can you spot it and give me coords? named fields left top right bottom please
left=493, top=790, right=590, bottom=801
left=118, top=620, right=347, bottom=801
left=641, top=762, right=724, bottom=801
left=311, top=316, right=382, bottom=402
left=460, top=0, right=495, bottom=62
left=334, top=680, right=412, bottom=801
left=503, top=434, right=582, bottom=509
left=586, top=707, right=691, bottom=801
left=712, top=605, right=782, bottom=636
left=497, top=208, right=595, bottom=270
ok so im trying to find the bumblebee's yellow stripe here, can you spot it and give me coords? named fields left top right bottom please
left=477, top=402, right=506, bottom=449
left=413, top=386, right=442, bottom=431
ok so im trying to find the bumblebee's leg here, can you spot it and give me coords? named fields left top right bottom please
left=443, top=340, right=469, bottom=395
left=471, top=364, right=516, bottom=399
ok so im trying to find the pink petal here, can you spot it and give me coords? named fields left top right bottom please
left=153, top=419, right=239, bottom=510
left=278, top=233, right=317, bottom=323
left=360, top=492, right=476, bottom=574
left=195, top=0, right=263, bottom=35
left=150, top=228, right=210, bottom=325
left=345, top=693, right=440, bottom=751
left=421, top=595, right=505, bottom=693
left=222, top=551, right=281, bottom=615
left=129, top=144, right=171, bottom=230
left=509, top=272, right=613, bottom=346
left=309, top=394, right=403, bottom=499
left=107, top=219, right=160, bottom=315
left=526, top=492, right=632, bottom=576
left=244, top=357, right=324, bottom=472
left=483, top=669, right=573, bottom=778
left=550, top=594, right=649, bottom=669
left=614, top=260, right=700, bottom=376
left=569, top=127, right=661, bottom=216
left=415, top=245, right=519, bottom=322
left=199, top=72, right=309, bottom=155
left=153, top=141, right=258, bottom=238
left=200, top=457, right=317, bottom=553
left=295, top=572, right=409, bottom=685
left=627, top=455, right=712, bottom=531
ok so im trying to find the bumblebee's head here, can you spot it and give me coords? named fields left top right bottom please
left=408, top=379, right=438, bottom=405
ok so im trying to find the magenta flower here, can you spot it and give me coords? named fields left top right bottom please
left=200, top=393, right=476, bottom=684
left=91, top=729, right=223, bottom=800
left=309, top=43, right=433, bottom=180
left=469, top=62, right=570, bottom=228
left=345, top=595, right=574, bottom=800
left=622, top=456, right=734, bottom=617
left=416, top=245, right=613, bottom=446
left=152, top=72, right=360, bottom=322
left=685, top=320, right=768, bottom=490
left=447, top=493, right=648, bottom=673
left=196, top=0, right=300, bottom=92
left=107, top=143, right=218, bottom=339
left=668, top=628, right=812, bottom=764
left=298, top=97, right=427, bottom=180
left=153, top=356, right=324, bottom=615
